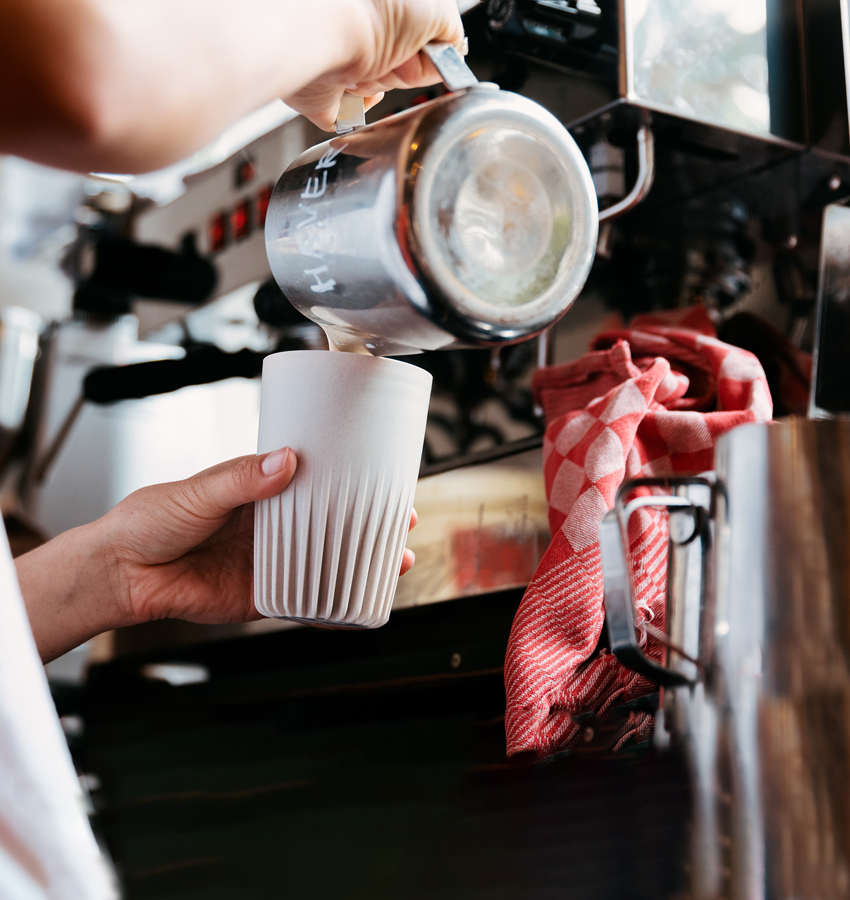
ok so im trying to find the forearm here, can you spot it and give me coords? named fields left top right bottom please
left=15, top=519, right=126, bottom=663
left=0, top=0, right=362, bottom=173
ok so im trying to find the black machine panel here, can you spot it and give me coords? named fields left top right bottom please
left=483, top=0, right=619, bottom=80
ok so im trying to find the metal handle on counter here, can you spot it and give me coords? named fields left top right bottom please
left=600, top=476, right=714, bottom=687
left=335, top=40, right=476, bottom=134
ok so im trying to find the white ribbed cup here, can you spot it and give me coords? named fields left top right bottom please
left=254, top=351, right=432, bottom=628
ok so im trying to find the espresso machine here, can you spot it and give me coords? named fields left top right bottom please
left=15, top=1, right=850, bottom=897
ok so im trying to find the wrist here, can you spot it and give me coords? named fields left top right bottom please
left=15, top=517, right=127, bottom=662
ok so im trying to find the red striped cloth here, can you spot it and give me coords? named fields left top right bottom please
left=505, top=306, right=772, bottom=756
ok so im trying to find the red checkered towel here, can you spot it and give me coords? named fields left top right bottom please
left=505, top=306, right=772, bottom=756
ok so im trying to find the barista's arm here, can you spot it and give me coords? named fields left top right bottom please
left=15, top=448, right=416, bottom=662
left=0, top=0, right=463, bottom=173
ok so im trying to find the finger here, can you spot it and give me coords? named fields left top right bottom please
left=363, top=92, right=385, bottom=113
left=420, top=3, right=465, bottom=51
left=443, top=7, right=466, bottom=48
left=306, top=106, right=344, bottom=132
left=344, top=82, right=391, bottom=97
left=400, top=548, right=415, bottom=577
left=293, top=84, right=348, bottom=132
left=409, top=508, right=418, bottom=531
left=391, top=51, right=443, bottom=89
left=181, top=448, right=297, bottom=521
left=353, top=56, right=441, bottom=94
left=348, top=73, right=412, bottom=94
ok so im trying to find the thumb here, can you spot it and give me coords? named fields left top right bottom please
left=290, top=84, right=348, bottom=132
left=180, top=447, right=298, bottom=520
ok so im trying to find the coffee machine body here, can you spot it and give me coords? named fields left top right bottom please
left=601, top=418, right=850, bottom=899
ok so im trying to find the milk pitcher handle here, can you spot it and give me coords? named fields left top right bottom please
left=335, top=42, right=479, bottom=134
left=600, top=476, right=715, bottom=688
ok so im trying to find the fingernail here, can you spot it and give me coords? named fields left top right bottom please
left=261, top=448, right=290, bottom=476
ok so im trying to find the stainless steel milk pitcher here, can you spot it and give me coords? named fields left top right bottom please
left=265, top=70, right=599, bottom=356
left=601, top=418, right=850, bottom=900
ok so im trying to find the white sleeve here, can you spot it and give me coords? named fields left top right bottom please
left=0, top=529, right=116, bottom=900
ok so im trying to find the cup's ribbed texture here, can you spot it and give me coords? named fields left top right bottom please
left=252, top=350, right=431, bottom=630
left=254, top=463, right=415, bottom=627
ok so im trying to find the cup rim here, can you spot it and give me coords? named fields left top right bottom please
left=261, top=349, right=433, bottom=386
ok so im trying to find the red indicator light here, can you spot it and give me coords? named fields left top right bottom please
left=209, top=211, right=227, bottom=253
left=231, top=199, right=251, bottom=241
left=235, top=158, right=256, bottom=188
left=256, top=184, right=272, bottom=228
